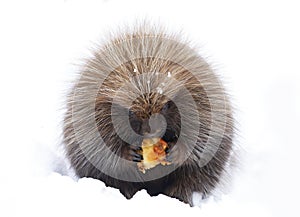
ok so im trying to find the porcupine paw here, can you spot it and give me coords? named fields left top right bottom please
left=121, top=144, right=143, bottom=162
left=165, top=142, right=185, bottom=165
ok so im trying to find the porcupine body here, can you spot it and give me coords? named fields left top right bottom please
left=63, top=24, right=234, bottom=206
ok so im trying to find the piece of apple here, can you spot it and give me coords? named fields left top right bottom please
left=137, top=138, right=171, bottom=173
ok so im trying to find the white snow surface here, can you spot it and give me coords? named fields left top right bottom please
left=1, top=0, right=300, bottom=216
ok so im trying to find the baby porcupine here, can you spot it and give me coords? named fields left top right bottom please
left=63, top=24, right=235, bottom=206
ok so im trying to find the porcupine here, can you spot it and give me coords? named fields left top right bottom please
left=63, top=24, right=235, bottom=206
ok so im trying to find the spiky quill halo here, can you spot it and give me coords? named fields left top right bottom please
left=63, top=23, right=235, bottom=205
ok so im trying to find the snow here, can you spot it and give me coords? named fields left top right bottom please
left=1, top=0, right=300, bottom=216
left=0, top=173, right=269, bottom=217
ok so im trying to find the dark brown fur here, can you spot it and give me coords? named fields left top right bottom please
left=63, top=27, right=234, bottom=206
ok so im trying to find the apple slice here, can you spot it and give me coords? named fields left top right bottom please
left=137, top=138, right=171, bottom=173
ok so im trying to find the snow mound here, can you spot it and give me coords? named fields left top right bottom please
left=0, top=172, right=270, bottom=217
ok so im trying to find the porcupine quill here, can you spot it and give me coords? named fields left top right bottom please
left=63, top=23, right=235, bottom=206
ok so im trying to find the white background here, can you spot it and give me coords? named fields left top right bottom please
left=0, top=0, right=299, bottom=216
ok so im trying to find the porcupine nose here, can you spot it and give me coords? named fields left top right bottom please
left=140, top=119, right=151, bottom=135
left=143, top=113, right=167, bottom=139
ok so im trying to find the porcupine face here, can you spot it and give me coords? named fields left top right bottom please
left=129, top=98, right=180, bottom=141
left=66, top=28, right=232, bottom=184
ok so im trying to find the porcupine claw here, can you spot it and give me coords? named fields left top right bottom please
left=131, top=146, right=143, bottom=162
